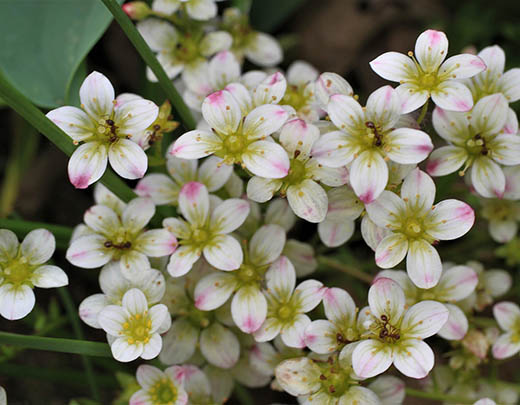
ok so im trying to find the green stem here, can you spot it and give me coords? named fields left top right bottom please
left=405, top=388, right=473, bottom=404
left=233, top=384, right=255, bottom=405
left=99, top=0, right=196, bottom=131
left=0, top=332, right=112, bottom=357
left=470, top=317, right=497, bottom=328
left=0, top=218, right=73, bottom=247
left=0, top=69, right=137, bottom=203
left=318, top=256, right=373, bottom=284
left=58, top=288, right=101, bottom=402
left=416, top=99, right=429, bottom=126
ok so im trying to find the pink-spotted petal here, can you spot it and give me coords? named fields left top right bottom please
left=280, top=314, right=311, bottom=348
left=318, top=218, right=355, bottom=248
left=431, top=81, right=474, bottom=112
left=365, top=190, right=405, bottom=229
left=368, top=277, right=406, bottom=321
left=315, top=72, right=353, bottom=106
left=68, top=142, right=108, bottom=189
left=46, top=106, right=95, bottom=142
left=231, top=286, right=267, bottom=333
left=393, top=340, right=434, bottom=378
left=365, top=85, right=402, bottom=129
left=202, top=90, right=241, bottom=134
left=492, top=332, right=520, bottom=359
left=471, top=157, right=506, bottom=198
left=323, top=287, right=356, bottom=325
left=66, top=235, right=112, bottom=269
left=108, top=139, right=148, bottom=180
left=286, top=180, right=328, bottom=223
left=166, top=246, right=201, bottom=277
left=437, top=304, right=468, bottom=341
left=168, top=130, right=221, bottom=159
left=414, top=29, right=448, bottom=72
left=406, top=239, right=442, bottom=289
left=194, top=272, right=237, bottom=311
left=435, top=265, right=478, bottom=301
left=385, top=128, right=433, bottom=164
left=243, top=140, right=290, bottom=179
left=426, top=146, right=467, bottom=176
left=439, top=54, right=486, bottom=79
left=311, top=131, right=357, bottom=168
left=352, top=339, right=393, bottom=379
left=375, top=233, right=409, bottom=269
left=349, top=150, right=388, bottom=204
left=426, top=199, right=475, bottom=240
left=178, top=181, right=210, bottom=227
left=395, top=83, right=430, bottom=114
left=252, top=72, right=287, bottom=106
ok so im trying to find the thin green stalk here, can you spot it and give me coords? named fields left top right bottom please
left=0, top=218, right=73, bottom=248
left=318, top=256, right=373, bottom=284
left=233, top=384, right=255, bottom=405
left=0, top=68, right=137, bottom=203
left=99, top=0, right=196, bottom=131
left=405, top=388, right=473, bottom=404
left=58, top=288, right=101, bottom=402
left=0, top=332, right=111, bottom=357
left=417, top=99, right=429, bottom=126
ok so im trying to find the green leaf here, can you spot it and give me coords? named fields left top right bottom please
left=250, top=0, right=308, bottom=33
left=0, top=0, right=123, bottom=109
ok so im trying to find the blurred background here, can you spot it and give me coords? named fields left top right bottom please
left=0, top=0, right=519, bottom=403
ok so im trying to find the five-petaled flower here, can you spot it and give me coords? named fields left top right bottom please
left=492, top=301, right=520, bottom=359
left=129, top=364, right=188, bottom=405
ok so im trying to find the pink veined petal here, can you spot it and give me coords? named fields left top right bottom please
left=352, top=339, right=393, bottom=379
left=471, top=157, right=506, bottom=198
left=431, top=81, right=474, bottom=112
left=426, top=146, right=467, bottom=176
left=414, top=29, right=448, bottom=72
left=426, top=199, right=475, bottom=241
left=231, top=285, right=267, bottom=333
left=78, top=294, right=108, bottom=329
left=365, top=85, right=402, bottom=130
left=318, top=217, right=355, bottom=248
left=324, top=186, right=363, bottom=221
left=401, top=168, right=435, bottom=215
left=242, top=140, right=290, bottom=179
left=304, top=319, right=339, bottom=354
left=198, top=157, right=234, bottom=192
left=168, top=130, right=221, bottom=159
left=265, top=256, right=296, bottom=302
left=478, top=45, right=505, bottom=76
left=431, top=105, right=471, bottom=144
left=135, top=229, right=177, bottom=257
left=224, top=82, right=253, bottom=113
left=279, top=119, right=319, bottom=159
left=323, top=287, right=356, bottom=325
left=393, top=340, right=434, bottom=379
left=68, top=142, right=108, bottom=189
left=46, top=106, right=95, bottom=142
left=498, top=68, right=520, bottom=102
left=491, top=133, right=520, bottom=166
left=437, top=304, right=469, bottom=341
left=209, top=51, right=241, bottom=89
left=252, top=72, right=287, bottom=106
left=470, top=94, right=508, bottom=135
left=493, top=301, right=520, bottom=331
left=364, top=190, right=405, bottom=229
left=166, top=246, right=201, bottom=277
left=79, top=71, right=115, bottom=119
left=0, top=284, right=36, bottom=320
left=294, top=279, right=325, bottom=313
left=135, top=173, right=178, bottom=205
left=280, top=314, right=311, bottom=348
left=315, top=72, right=353, bottom=107
left=327, top=94, right=364, bottom=134
left=434, top=265, right=478, bottom=301
left=244, top=32, right=282, bottom=67
left=136, top=364, right=164, bottom=389
left=243, top=104, right=288, bottom=141
left=66, top=235, right=112, bottom=269
left=492, top=332, right=520, bottom=359
left=253, top=317, right=283, bottom=343
left=385, top=128, right=433, bottom=165
left=108, top=139, right=148, bottom=180
left=203, top=234, right=243, bottom=271
left=401, top=300, right=449, bottom=339
left=311, top=130, right=357, bottom=168
left=439, top=54, right=486, bottom=79
left=129, top=389, right=148, bottom=405
left=286, top=179, right=328, bottom=223
left=21, top=229, right=55, bottom=265
left=194, top=272, right=237, bottom=311
left=178, top=181, right=210, bottom=227
left=369, top=51, right=417, bottom=82
left=395, top=83, right=430, bottom=114
left=210, top=199, right=250, bottom=234
left=202, top=90, right=242, bottom=134
left=374, top=233, right=409, bottom=269
left=406, top=239, right=442, bottom=289
left=349, top=150, right=388, bottom=204
left=368, top=277, right=406, bottom=322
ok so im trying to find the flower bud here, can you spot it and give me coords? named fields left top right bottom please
left=122, top=2, right=151, bottom=21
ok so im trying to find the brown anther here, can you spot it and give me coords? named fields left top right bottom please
left=104, top=241, right=113, bottom=248
left=319, top=374, right=327, bottom=380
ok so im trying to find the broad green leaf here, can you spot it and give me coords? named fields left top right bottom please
left=0, top=0, right=123, bottom=109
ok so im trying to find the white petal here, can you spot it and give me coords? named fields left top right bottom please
left=352, top=339, right=393, bottom=379
left=46, top=106, right=95, bottom=142
left=393, top=340, right=434, bottom=378
left=98, top=305, right=126, bottom=336
left=243, top=105, right=288, bottom=140
left=249, top=224, right=286, bottom=266
left=252, top=72, right=287, bottom=106
left=265, top=198, right=297, bottom=231
left=115, top=99, right=158, bottom=134
left=281, top=314, right=311, bottom=348
left=203, top=234, right=243, bottom=271
left=265, top=256, right=296, bottom=302
left=426, top=146, right=467, bottom=176
left=328, top=94, right=364, bottom=134
left=79, top=71, right=114, bottom=119
left=135, top=173, right=178, bottom=205
left=279, top=119, right=319, bottom=159
left=122, top=197, right=155, bottom=231
left=375, top=233, right=409, bottom=269
left=243, top=140, right=290, bottom=179
left=414, top=29, right=448, bottom=72
left=498, top=68, right=520, bottom=102
left=136, top=19, right=177, bottom=52
left=365, top=86, right=402, bottom=129
left=186, top=0, right=217, bottom=20
left=210, top=199, right=250, bottom=234
left=253, top=317, right=282, bottom=343
left=84, top=205, right=120, bottom=237
left=244, top=32, right=282, bottom=67
left=159, top=319, right=198, bottom=364
left=361, top=215, right=391, bottom=252
left=435, top=265, right=478, bottom=301
left=111, top=337, right=143, bottom=362
left=489, top=220, right=517, bottom=244
left=166, top=246, right=201, bottom=277
left=318, top=218, right=355, bottom=247
left=323, top=287, right=356, bottom=325
left=68, top=142, right=108, bottom=189
left=426, top=199, right=475, bottom=240
left=200, top=323, right=240, bottom=368
left=369, top=277, right=406, bottom=321
left=79, top=294, right=109, bottom=329
left=198, top=157, right=233, bottom=192
left=209, top=51, right=241, bottom=89
left=202, top=90, right=241, bottom=134
left=439, top=54, right=486, bottom=79
left=471, top=157, right=506, bottom=198
left=168, top=130, right=221, bottom=159
left=32, top=265, right=68, bottom=288
left=246, top=176, right=280, bottom=202
left=315, top=72, right=353, bottom=106
left=367, top=376, right=406, bottom=405
left=491, top=134, right=520, bottom=166
left=66, top=235, right=112, bottom=269
left=122, top=288, right=148, bottom=315
left=199, top=31, right=232, bottom=56
left=492, top=332, right=520, bottom=359
left=478, top=45, right=505, bottom=76
left=108, top=139, right=147, bottom=179
left=287, top=180, right=328, bottom=223
left=231, top=286, right=267, bottom=333
left=135, top=229, right=177, bottom=257
left=437, top=304, right=468, bottom=340
left=406, top=239, right=442, bottom=289
left=401, top=300, right=449, bottom=339
left=349, top=151, right=388, bottom=204
left=178, top=181, right=209, bottom=226
left=283, top=240, right=317, bottom=278
left=194, top=272, right=237, bottom=310
left=21, top=229, right=55, bottom=265
left=304, top=319, right=339, bottom=354
left=493, top=301, right=520, bottom=331
left=395, top=83, right=430, bottom=114
left=470, top=93, right=508, bottom=135
left=311, top=130, right=356, bottom=168
left=324, top=186, right=363, bottom=220
left=385, top=128, right=433, bottom=164
left=365, top=190, right=405, bottom=229
left=369, top=51, right=416, bottom=82
left=275, top=357, right=321, bottom=396
left=431, top=81, right=474, bottom=112
left=0, top=284, right=35, bottom=320
left=136, top=364, right=164, bottom=388
left=0, top=229, right=18, bottom=262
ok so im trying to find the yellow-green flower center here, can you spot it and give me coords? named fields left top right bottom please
left=122, top=311, right=152, bottom=344
left=148, top=377, right=178, bottom=405
left=2, top=256, right=34, bottom=287
left=316, top=357, right=357, bottom=398
left=282, top=84, right=311, bottom=113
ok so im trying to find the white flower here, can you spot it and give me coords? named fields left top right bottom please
left=169, top=89, right=290, bottom=179
left=98, top=288, right=170, bottom=362
left=247, top=119, right=348, bottom=222
left=137, top=18, right=231, bottom=82
left=152, top=0, right=219, bottom=21
left=129, top=364, right=188, bottom=405
left=254, top=257, right=325, bottom=347
left=315, top=72, right=354, bottom=108
left=352, top=277, right=449, bottom=379
left=136, top=156, right=233, bottom=206
left=163, top=182, right=249, bottom=276
left=280, top=61, right=321, bottom=121
left=426, top=94, right=520, bottom=198
left=375, top=266, right=478, bottom=340
left=368, top=375, right=406, bottom=405
left=366, top=168, right=474, bottom=288
left=491, top=301, right=520, bottom=359
left=193, top=224, right=286, bottom=333
left=0, top=229, right=68, bottom=320
left=46, top=71, right=158, bottom=188
left=312, top=86, right=433, bottom=203
left=67, top=198, right=177, bottom=280
left=275, top=346, right=380, bottom=404
left=370, top=29, right=486, bottom=113
left=474, top=399, right=496, bottom=405
left=94, top=183, right=126, bottom=215
left=78, top=262, right=166, bottom=329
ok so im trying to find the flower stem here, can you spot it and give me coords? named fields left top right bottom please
left=317, top=256, right=373, bottom=284
left=58, top=288, right=101, bottom=402
left=0, top=68, right=137, bottom=203
left=405, top=388, right=473, bottom=404
left=99, top=0, right=197, bottom=131
left=416, top=99, right=429, bottom=126
left=0, top=332, right=112, bottom=357
left=0, top=218, right=73, bottom=249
